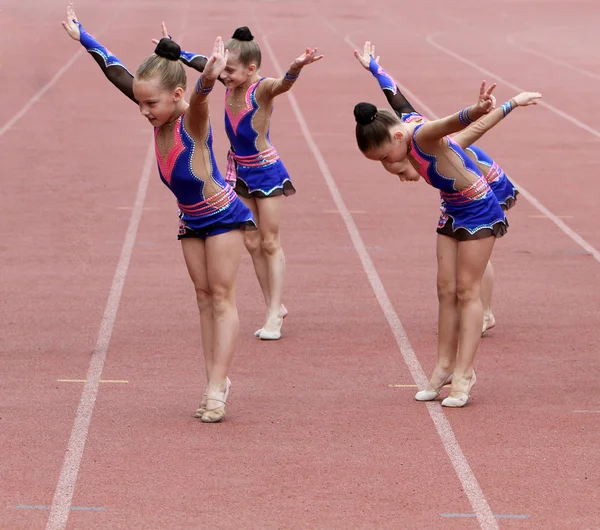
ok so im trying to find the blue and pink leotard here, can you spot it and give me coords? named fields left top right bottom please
left=464, top=145, right=519, bottom=211
left=75, top=22, right=255, bottom=238
left=154, top=116, right=256, bottom=239
left=224, top=79, right=295, bottom=198
left=410, top=125, right=508, bottom=240
left=369, top=56, right=517, bottom=227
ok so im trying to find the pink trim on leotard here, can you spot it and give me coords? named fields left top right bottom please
left=407, top=146, right=433, bottom=186
left=440, top=177, right=489, bottom=204
left=484, top=161, right=503, bottom=184
left=225, top=81, right=260, bottom=136
left=154, top=117, right=185, bottom=186
left=177, top=185, right=236, bottom=217
left=232, top=146, right=279, bottom=167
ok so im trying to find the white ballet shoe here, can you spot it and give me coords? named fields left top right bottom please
left=257, top=328, right=281, bottom=340
left=254, top=308, right=288, bottom=337
left=442, top=372, right=476, bottom=408
left=481, top=313, right=496, bottom=336
left=415, top=373, right=453, bottom=401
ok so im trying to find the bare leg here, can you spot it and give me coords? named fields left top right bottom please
left=416, top=234, right=460, bottom=401
left=447, top=236, right=496, bottom=401
left=240, top=196, right=271, bottom=305
left=255, top=196, right=286, bottom=336
left=481, top=260, right=496, bottom=335
left=240, top=195, right=287, bottom=327
left=202, top=228, right=245, bottom=422
left=181, top=238, right=213, bottom=382
left=433, top=235, right=459, bottom=386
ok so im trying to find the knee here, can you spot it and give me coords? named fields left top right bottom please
left=456, top=282, right=480, bottom=305
left=195, top=286, right=212, bottom=310
left=437, top=279, right=457, bottom=303
left=244, top=233, right=262, bottom=255
left=261, top=234, right=280, bottom=256
left=210, top=286, right=235, bottom=315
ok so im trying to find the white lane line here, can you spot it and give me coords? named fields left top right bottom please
left=330, top=21, right=600, bottom=265
left=255, top=15, right=499, bottom=530
left=426, top=31, right=600, bottom=141
left=422, top=31, right=600, bottom=264
left=506, top=34, right=600, bottom=82
left=46, top=6, right=191, bottom=522
left=0, top=6, right=126, bottom=138
left=45, top=140, right=155, bottom=530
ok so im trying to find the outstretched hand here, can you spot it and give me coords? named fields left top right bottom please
left=292, top=47, right=324, bottom=69
left=473, top=80, right=498, bottom=114
left=203, top=36, right=228, bottom=80
left=61, top=4, right=81, bottom=41
left=353, top=41, right=379, bottom=70
left=513, top=91, right=542, bottom=107
left=151, top=21, right=170, bottom=45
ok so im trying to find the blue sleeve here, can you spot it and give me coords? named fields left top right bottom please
left=76, top=20, right=137, bottom=103
left=368, top=56, right=416, bottom=115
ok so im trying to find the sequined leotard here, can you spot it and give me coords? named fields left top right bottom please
left=75, top=23, right=255, bottom=238
left=155, top=115, right=256, bottom=238
left=368, top=56, right=511, bottom=237
left=410, top=125, right=507, bottom=239
left=224, top=79, right=295, bottom=198
left=465, top=145, right=519, bottom=211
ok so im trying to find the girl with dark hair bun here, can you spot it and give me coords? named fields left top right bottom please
left=354, top=41, right=541, bottom=338
left=159, top=23, right=323, bottom=340
left=353, top=79, right=509, bottom=408
left=354, top=42, right=542, bottom=407
left=219, top=27, right=324, bottom=341
left=62, top=6, right=256, bottom=423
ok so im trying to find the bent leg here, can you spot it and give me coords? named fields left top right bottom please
left=433, top=234, right=459, bottom=385
left=256, top=195, right=286, bottom=334
left=452, top=236, right=496, bottom=397
left=181, top=238, right=213, bottom=382
left=204, top=228, right=245, bottom=417
left=240, top=195, right=271, bottom=307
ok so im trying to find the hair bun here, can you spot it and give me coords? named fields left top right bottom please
left=354, top=102, right=378, bottom=125
left=154, top=37, right=181, bottom=61
left=232, top=26, right=254, bottom=41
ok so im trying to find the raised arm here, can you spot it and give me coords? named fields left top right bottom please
left=61, top=6, right=137, bottom=103
left=354, top=42, right=416, bottom=115
left=415, top=81, right=497, bottom=145
left=186, top=36, right=228, bottom=136
left=452, top=91, right=542, bottom=148
left=261, top=47, right=323, bottom=99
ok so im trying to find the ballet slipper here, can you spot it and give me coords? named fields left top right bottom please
left=442, top=372, right=477, bottom=408
left=415, top=373, right=453, bottom=401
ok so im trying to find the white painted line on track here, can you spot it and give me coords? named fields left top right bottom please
left=256, top=14, right=500, bottom=530
left=45, top=140, right=155, bottom=530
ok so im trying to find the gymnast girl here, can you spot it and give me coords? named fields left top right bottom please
left=354, top=42, right=541, bottom=337
left=353, top=84, right=507, bottom=407
left=152, top=24, right=323, bottom=339
left=61, top=6, right=256, bottom=422
left=220, top=27, right=323, bottom=340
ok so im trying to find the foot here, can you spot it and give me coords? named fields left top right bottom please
left=196, top=378, right=230, bottom=420
left=415, top=372, right=453, bottom=401
left=255, top=313, right=283, bottom=341
left=193, top=393, right=207, bottom=418
left=481, top=312, right=496, bottom=336
left=254, top=305, right=287, bottom=337
left=201, top=379, right=231, bottom=423
left=442, top=372, right=476, bottom=408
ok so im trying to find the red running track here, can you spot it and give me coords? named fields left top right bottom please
left=0, top=0, right=599, bottom=528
